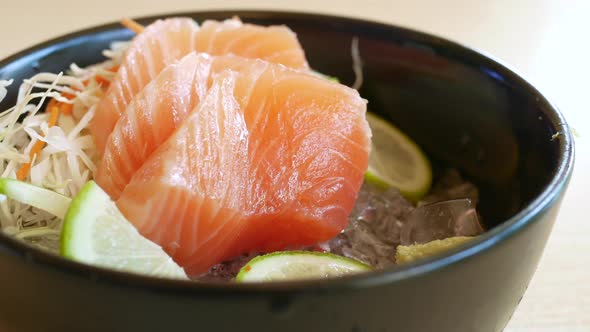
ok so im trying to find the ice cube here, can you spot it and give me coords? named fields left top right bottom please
left=341, top=219, right=400, bottom=267
left=323, top=184, right=413, bottom=268
left=400, top=199, right=483, bottom=245
left=419, top=169, right=479, bottom=206
left=455, top=208, right=484, bottom=237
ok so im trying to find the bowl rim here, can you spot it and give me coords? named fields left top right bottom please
left=0, top=9, right=575, bottom=295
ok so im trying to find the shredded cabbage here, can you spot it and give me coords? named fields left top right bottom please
left=0, top=41, right=128, bottom=245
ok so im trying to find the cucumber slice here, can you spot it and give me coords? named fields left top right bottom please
left=236, top=251, right=371, bottom=282
left=0, top=178, right=71, bottom=219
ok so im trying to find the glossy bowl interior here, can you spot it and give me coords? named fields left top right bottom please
left=0, top=11, right=574, bottom=332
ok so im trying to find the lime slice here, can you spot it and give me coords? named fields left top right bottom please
left=395, top=236, right=473, bottom=264
left=0, top=178, right=71, bottom=219
left=236, top=251, right=371, bottom=282
left=61, top=181, right=187, bottom=279
left=311, top=70, right=339, bottom=83
left=365, top=112, right=432, bottom=202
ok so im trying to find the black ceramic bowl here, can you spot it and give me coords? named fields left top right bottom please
left=0, top=11, right=574, bottom=332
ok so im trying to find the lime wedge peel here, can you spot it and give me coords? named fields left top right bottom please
left=236, top=251, right=371, bottom=282
left=365, top=112, right=432, bottom=202
left=61, top=181, right=187, bottom=279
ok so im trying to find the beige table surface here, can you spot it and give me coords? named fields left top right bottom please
left=1, top=0, right=588, bottom=331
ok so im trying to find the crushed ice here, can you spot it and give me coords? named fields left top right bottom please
left=322, top=169, right=484, bottom=269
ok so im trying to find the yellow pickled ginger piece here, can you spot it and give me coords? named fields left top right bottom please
left=396, top=236, right=474, bottom=264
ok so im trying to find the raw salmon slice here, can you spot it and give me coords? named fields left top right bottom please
left=89, top=18, right=199, bottom=153
left=116, top=63, right=370, bottom=275
left=95, top=52, right=213, bottom=199
left=195, top=18, right=308, bottom=69
left=95, top=53, right=269, bottom=199
left=90, top=17, right=308, bottom=154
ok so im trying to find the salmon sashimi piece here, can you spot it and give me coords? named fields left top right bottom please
left=95, top=53, right=268, bottom=199
left=90, top=17, right=308, bottom=154
left=90, top=18, right=200, bottom=153
left=194, top=17, right=308, bottom=70
left=116, top=63, right=370, bottom=275
left=95, top=53, right=213, bottom=199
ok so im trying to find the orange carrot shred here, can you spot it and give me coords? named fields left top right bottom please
left=16, top=106, right=61, bottom=180
left=46, top=98, right=59, bottom=112
left=95, top=75, right=111, bottom=87
left=121, top=18, right=145, bottom=34
left=89, top=65, right=119, bottom=88
left=15, top=149, right=35, bottom=180
left=62, top=92, right=76, bottom=100
left=60, top=103, right=74, bottom=115
left=47, top=106, right=60, bottom=126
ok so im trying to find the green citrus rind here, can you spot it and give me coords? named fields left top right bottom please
left=365, top=112, right=432, bottom=202
left=60, top=181, right=187, bottom=279
left=236, top=250, right=371, bottom=282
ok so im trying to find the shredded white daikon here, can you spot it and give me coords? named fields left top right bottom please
left=351, top=37, right=364, bottom=90
left=0, top=41, right=128, bottom=243
left=0, top=79, right=13, bottom=104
